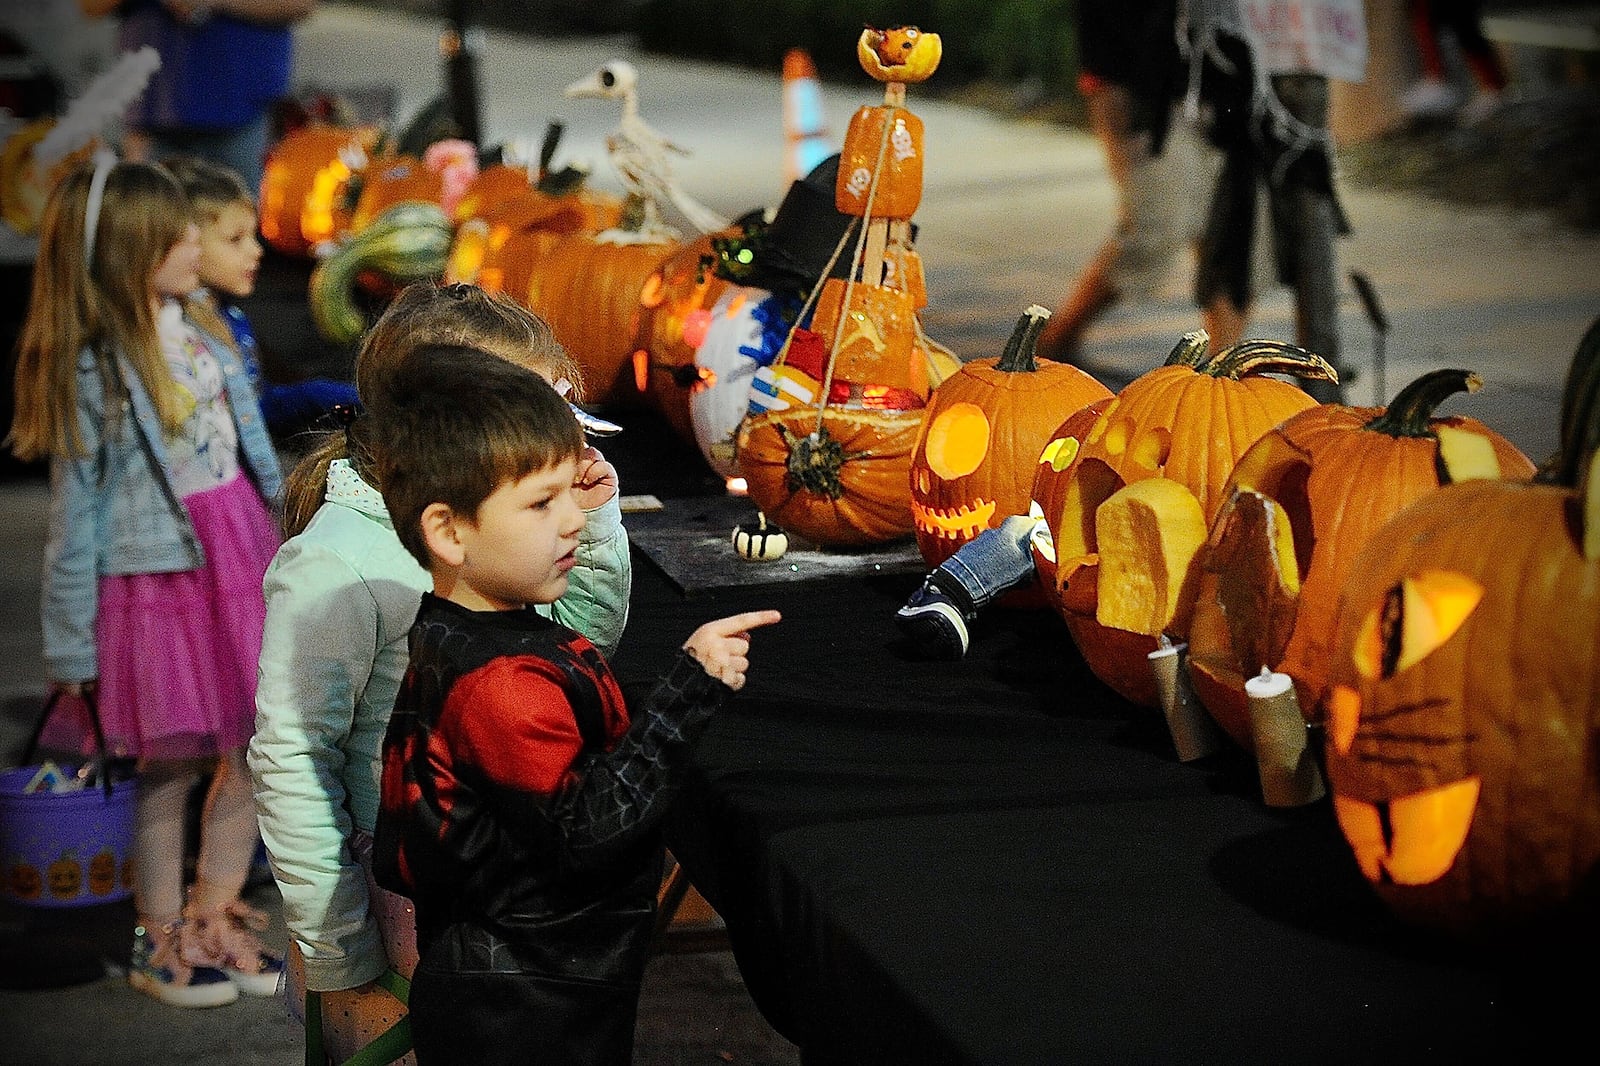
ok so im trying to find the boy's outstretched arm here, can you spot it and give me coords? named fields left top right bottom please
left=547, top=610, right=781, bottom=867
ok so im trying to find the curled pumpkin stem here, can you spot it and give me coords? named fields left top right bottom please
left=1202, top=339, right=1338, bottom=384
left=1541, top=314, right=1600, bottom=487
left=1364, top=368, right=1480, bottom=438
left=777, top=422, right=866, bottom=499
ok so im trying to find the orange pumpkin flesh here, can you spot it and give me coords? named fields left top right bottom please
left=1054, top=333, right=1332, bottom=708
left=1186, top=369, right=1536, bottom=748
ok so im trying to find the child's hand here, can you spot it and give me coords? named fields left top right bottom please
left=683, top=610, right=782, bottom=691
left=573, top=446, right=619, bottom=510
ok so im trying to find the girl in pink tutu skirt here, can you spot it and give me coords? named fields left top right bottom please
left=9, top=157, right=284, bottom=1008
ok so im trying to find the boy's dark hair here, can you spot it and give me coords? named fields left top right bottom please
left=376, top=344, right=585, bottom=566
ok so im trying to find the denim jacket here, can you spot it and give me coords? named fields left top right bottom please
left=42, top=334, right=282, bottom=683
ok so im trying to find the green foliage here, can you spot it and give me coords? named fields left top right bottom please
left=635, top=0, right=1080, bottom=96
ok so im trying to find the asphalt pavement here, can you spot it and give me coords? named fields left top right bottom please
left=2, top=3, right=1598, bottom=1063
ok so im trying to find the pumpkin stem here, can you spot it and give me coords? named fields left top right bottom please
left=1539, top=314, right=1600, bottom=487
left=776, top=422, right=863, bottom=499
left=995, top=305, right=1052, bottom=373
left=1164, top=330, right=1211, bottom=368
left=1363, top=368, right=1480, bottom=437
left=1201, top=339, right=1339, bottom=383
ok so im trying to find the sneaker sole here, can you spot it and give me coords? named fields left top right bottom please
left=129, top=969, right=241, bottom=1008
left=895, top=601, right=969, bottom=658
left=226, top=966, right=284, bottom=997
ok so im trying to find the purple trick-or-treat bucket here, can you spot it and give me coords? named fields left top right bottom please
left=0, top=764, right=136, bottom=907
left=2, top=689, right=138, bottom=907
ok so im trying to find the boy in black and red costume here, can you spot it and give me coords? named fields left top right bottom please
left=370, top=344, right=779, bottom=1065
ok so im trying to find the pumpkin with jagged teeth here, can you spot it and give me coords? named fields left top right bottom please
left=909, top=307, right=1110, bottom=582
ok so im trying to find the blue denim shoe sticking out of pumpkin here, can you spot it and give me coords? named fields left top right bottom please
left=896, top=576, right=972, bottom=660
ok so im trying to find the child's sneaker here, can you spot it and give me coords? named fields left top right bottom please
left=896, top=578, right=971, bottom=660
left=1399, top=78, right=1460, bottom=118
left=187, top=897, right=286, bottom=997
left=128, top=920, right=240, bottom=1008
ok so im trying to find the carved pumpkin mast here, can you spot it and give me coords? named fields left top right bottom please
left=738, top=26, right=952, bottom=548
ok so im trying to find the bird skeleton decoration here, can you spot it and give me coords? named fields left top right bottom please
left=564, top=59, right=729, bottom=243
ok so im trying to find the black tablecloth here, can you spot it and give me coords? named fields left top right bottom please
left=604, top=512, right=1581, bottom=1066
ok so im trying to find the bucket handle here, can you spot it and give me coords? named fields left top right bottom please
left=19, top=688, right=116, bottom=802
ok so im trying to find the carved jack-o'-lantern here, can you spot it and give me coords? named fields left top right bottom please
left=48, top=854, right=82, bottom=900
left=9, top=862, right=42, bottom=901
left=1028, top=399, right=1116, bottom=614
left=1185, top=368, right=1536, bottom=748
left=259, top=124, right=380, bottom=257
left=1322, top=321, right=1600, bottom=943
left=88, top=849, right=117, bottom=897
left=631, top=237, right=725, bottom=444
left=1046, top=332, right=1332, bottom=708
left=910, top=306, right=1111, bottom=572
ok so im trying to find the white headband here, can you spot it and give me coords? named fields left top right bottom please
left=83, top=148, right=117, bottom=264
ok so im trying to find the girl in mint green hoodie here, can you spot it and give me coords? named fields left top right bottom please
left=247, top=283, right=631, bottom=1062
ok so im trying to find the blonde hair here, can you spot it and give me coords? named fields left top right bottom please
left=280, top=282, right=584, bottom=537
left=162, top=154, right=255, bottom=221
left=9, top=160, right=196, bottom=460
left=162, top=155, right=256, bottom=354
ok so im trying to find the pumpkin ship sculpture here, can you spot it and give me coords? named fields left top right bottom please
left=737, top=26, right=956, bottom=548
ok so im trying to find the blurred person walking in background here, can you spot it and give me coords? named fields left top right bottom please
left=78, top=0, right=317, bottom=192
left=1037, top=0, right=1219, bottom=364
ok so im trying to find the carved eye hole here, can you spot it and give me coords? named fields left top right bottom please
left=601, top=68, right=617, bottom=88
left=923, top=402, right=990, bottom=481
left=1352, top=570, right=1483, bottom=681
left=1037, top=434, right=1080, bottom=472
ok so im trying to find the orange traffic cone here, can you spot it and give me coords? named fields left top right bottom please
left=782, top=48, right=832, bottom=185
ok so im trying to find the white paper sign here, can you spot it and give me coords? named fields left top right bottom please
left=1241, top=0, right=1369, bottom=82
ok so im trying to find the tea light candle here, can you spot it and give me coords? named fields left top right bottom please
left=1245, top=668, right=1326, bottom=807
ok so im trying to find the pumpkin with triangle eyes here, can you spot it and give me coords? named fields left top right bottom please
left=1185, top=368, right=1536, bottom=748
left=910, top=307, right=1111, bottom=573
left=1322, top=321, right=1600, bottom=943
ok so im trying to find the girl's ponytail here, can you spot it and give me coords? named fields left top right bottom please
left=281, top=404, right=377, bottom=539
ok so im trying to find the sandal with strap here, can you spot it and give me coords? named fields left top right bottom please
left=128, top=918, right=240, bottom=1008
left=185, top=897, right=286, bottom=997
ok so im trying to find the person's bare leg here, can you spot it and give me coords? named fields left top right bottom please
left=1202, top=293, right=1249, bottom=350
left=1037, top=242, right=1121, bottom=362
